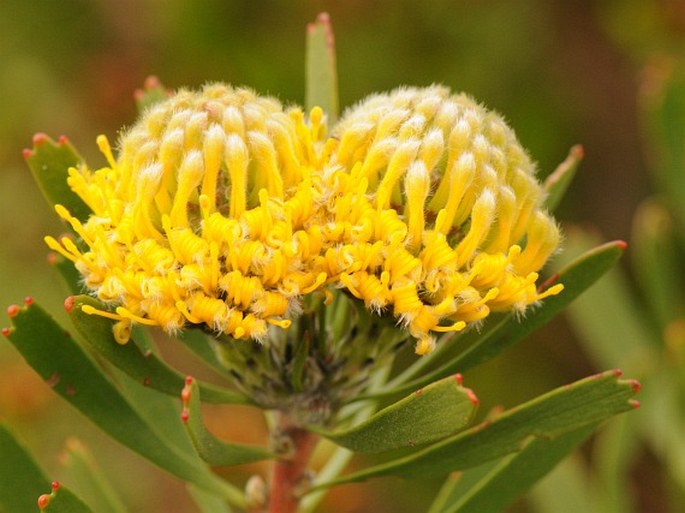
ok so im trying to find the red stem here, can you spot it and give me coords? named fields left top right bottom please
left=267, top=420, right=318, bottom=513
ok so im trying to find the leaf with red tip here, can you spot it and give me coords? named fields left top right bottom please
left=314, top=375, right=478, bottom=454
left=431, top=424, right=598, bottom=513
left=180, top=377, right=274, bottom=466
left=67, top=295, right=248, bottom=405
left=311, top=370, right=640, bottom=487
left=381, top=241, right=627, bottom=399
left=306, top=12, right=339, bottom=125
left=0, top=424, right=93, bottom=513
left=543, top=145, right=584, bottom=211
left=134, top=75, right=170, bottom=113
left=24, top=133, right=91, bottom=222
left=4, top=300, right=246, bottom=507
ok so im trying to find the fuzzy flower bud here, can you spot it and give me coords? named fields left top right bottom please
left=324, top=85, right=563, bottom=354
left=46, top=84, right=329, bottom=343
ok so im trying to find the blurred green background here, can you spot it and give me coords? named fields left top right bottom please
left=1, top=1, right=683, bottom=512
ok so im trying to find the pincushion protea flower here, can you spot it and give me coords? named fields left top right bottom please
left=45, top=83, right=333, bottom=344
left=323, top=85, right=564, bottom=354
left=44, top=81, right=562, bottom=359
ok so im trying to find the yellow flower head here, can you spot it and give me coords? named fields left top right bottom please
left=45, top=84, right=332, bottom=344
left=322, top=86, right=563, bottom=354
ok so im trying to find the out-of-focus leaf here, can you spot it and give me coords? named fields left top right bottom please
left=60, top=438, right=127, bottom=513
left=528, top=452, right=599, bottom=513
left=559, top=231, right=658, bottom=371
left=544, top=144, right=584, bottom=211
left=0, top=424, right=93, bottom=513
left=428, top=463, right=497, bottom=513
left=641, top=60, right=685, bottom=224
left=305, top=12, right=339, bottom=125
left=181, top=377, right=274, bottom=466
left=592, top=415, right=638, bottom=513
left=316, top=375, right=478, bottom=453
left=311, top=370, right=639, bottom=487
left=134, top=76, right=170, bottom=113
left=23, top=133, right=91, bottom=223
left=4, top=300, right=246, bottom=507
left=380, top=241, right=627, bottom=399
left=631, top=199, right=683, bottom=330
left=67, top=295, right=247, bottom=404
left=434, top=425, right=596, bottom=513
left=188, top=484, right=233, bottom=513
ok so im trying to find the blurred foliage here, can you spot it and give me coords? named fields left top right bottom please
left=0, top=0, right=681, bottom=512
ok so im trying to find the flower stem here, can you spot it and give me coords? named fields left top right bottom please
left=268, top=415, right=318, bottom=513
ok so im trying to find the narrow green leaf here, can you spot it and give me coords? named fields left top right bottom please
left=559, top=232, right=658, bottom=371
left=60, top=438, right=128, bottom=513
left=49, top=253, right=84, bottom=295
left=68, top=295, right=248, bottom=404
left=134, top=75, right=170, bottom=113
left=544, top=145, right=584, bottom=211
left=305, top=12, right=339, bottom=125
left=187, top=484, right=233, bottom=513
left=631, top=199, right=683, bottom=329
left=23, top=133, right=91, bottom=223
left=379, top=241, right=627, bottom=399
left=439, top=425, right=596, bottom=513
left=4, top=300, right=246, bottom=507
left=180, top=377, right=274, bottom=466
left=641, top=61, right=685, bottom=224
left=315, top=375, right=478, bottom=453
left=311, top=370, right=639, bottom=487
left=180, top=328, right=236, bottom=379
left=527, top=452, right=599, bottom=513
left=0, top=424, right=93, bottom=513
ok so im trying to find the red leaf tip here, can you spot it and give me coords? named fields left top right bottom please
left=144, top=75, right=161, bottom=89
left=51, top=481, right=61, bottom=491
left=630, top=379, right=642, bottom=393
left=616, top=240, right=628, bottom=250
left=22, top=148, right=33, bottom=159
left=466, top=388, right=479, bottom=406
left=613, top=369, right=623, bottom=378
left=1, top=327, right=11, bottom=337
left=180, top=410, right=190, bottom=423
left=630, top=399, right=641, bottom=409
left=64, top=296, right=75, bottom=313
left=185, top=375, right=194, bottom=385
left=6, top=304, right=20, bottom=318
left=57, top=135, right=69, bottom=145
left=24, top=296, right=34, bottom=306
left=454, top=373, right=464, bottom=385
left=32, top=133, right=49, bottom=146
left=37, top=494, right=51, bottom=510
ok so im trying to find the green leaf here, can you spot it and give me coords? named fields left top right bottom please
left=49, top=253, right=85, bottom=296
left=558, top=232, right=658, bottom=371
left=4, top=300, right=246, bottom=508
left=435, top=425, right=596, bottom=513
left=0, top=424, right=93, bottom=513
left=134, top=76, right=170, bottom=113
left=60, top=438, right=128, bottom=513
left=315, top=375, right=478, bottom=453
left=67, top=295, right=248, bottom=404
left=380, top=241, right=627, bottom=399
left=543, top=145, right=584, bottom=211
left=180, top=377, right=274, bottom=466
left=311, top=370, right=639, bottom=487
left=641, top=61, right=685, bottom=224
left=528, top=453, right=599, bottom=513
left=631, top=199, right=683, bottom=330
left=23, top=133, right=91, bottom=223
left=187, top=484, right=233, bottom=513
left=305, top=12, right=339, bottom=125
